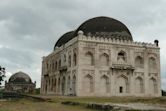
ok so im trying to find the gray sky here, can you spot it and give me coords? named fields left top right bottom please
left=0, top=0, right=166, bottom=90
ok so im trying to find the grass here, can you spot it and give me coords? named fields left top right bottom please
left=0, top=99, right=94, bottom=111
left=45, top=96, right=166, bottom=105
left=0, top=96, right=166, bottom=111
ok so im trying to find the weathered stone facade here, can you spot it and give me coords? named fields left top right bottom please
left=5, top=71, right=36, bottom=93
left=41, top=16, right=161, bottom=97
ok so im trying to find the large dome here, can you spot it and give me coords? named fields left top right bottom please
left=54, top=16, right=133, bottom=50
left=9, top=71, right=32, bottom=84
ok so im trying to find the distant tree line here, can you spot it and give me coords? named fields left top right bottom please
left=162, top=90, right=166, bottom=96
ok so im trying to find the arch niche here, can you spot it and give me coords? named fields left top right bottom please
left=85, top=52, right=94, bottom=66
left=116, top=75, right=128, bottom=94
left=135, top=56, right=144, bottom=68
left=100, top=53, right=109, bottom=66
left=72, top=75, right=76, bottom=95
left=83, top=74, right=93, bottom=93
left=135, top=77, right=144, bottom=93
left=149, top=77, right=158, bottom=94
left=100, top=75, right=109, bottom=94
left=61, top=77, right=66, bottom=95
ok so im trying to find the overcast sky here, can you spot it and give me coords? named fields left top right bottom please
left=0, top=0, right=166, bottom=90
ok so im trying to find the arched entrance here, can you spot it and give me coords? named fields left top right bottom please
left=116, top=75, right=128, bottom=94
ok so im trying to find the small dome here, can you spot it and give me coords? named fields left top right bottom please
left=54, top=16, right=133, bottom=50
left=9, top=71, right=32, bottom=84
left=54, top=31, right=75, bottom=48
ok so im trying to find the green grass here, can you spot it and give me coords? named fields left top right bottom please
left=48, top=96, right=166, bottom=105
left=0, top=99, right=94, bottom=111
left=0, top=96, right=166, bottom=111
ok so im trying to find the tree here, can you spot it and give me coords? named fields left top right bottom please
left=162, top=90, right=166, bottom=96
left=0, top=66, right=5, bottom=85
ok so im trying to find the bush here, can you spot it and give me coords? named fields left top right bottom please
left=162, top=90, right=166, bottom=96
left=35, top=88, right=40, bottom=94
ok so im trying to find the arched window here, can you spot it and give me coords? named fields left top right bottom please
left=135, top=56, right=144, bottom=68
left=73, top=53, right=77, bottom=66
left=117, top=51, right=127, bottom=63
left=68, top=55, right=71, bottom=67
left=85, top=52, right=94, bottom=66
left=100, top=53, right=109, bottom=66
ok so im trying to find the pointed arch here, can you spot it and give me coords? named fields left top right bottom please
left=68, top=55, right=71, bottom=67
left=85, top=51, right=94, bottom=66
left=117, top=50, right=127, bottom=63
left=149, top=77, right=158, bottom=94
left=100, top=75, right=109, bottom=93
left=72, top=75, right=76, bottom=95
left=116, top=75, right=128, bottom=94
left=100, top=53, right=109, bottom=66
left=149, top=57, right=157, bottom=71
left=135, top=77, right=144, bottom=93
left=67, top=76, right=71, bottom=94
left=58, top=77, right=61, bottom=93
left=83, top=74, right=93, bottom=93
left=54, top=78, right=57, bottom=92
left=135, top=56, right=144, bottom=68
left=62, top=77, right=66, bottom=95
left=51, top=78, right=54, bottom=91
left=55, top=61, right=57, bottom=70
left=73, top=53, right=77, bottom=66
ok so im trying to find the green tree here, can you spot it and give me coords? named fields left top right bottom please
left=162, top=90, right=166, bottom=96
left=0, top=66, right=5, bottom=85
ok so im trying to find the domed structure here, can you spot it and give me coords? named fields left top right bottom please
left=41, top=16, right=161, bottom=97
left=54, top=16, right=132, bottom=50
left=5, top=71, right=36, bottom=93
left=9, top=71, right=32, bottom=83
left=54, top=31, right=75, bottom=47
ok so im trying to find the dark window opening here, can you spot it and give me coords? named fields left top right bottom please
left=119, top=86, right=123, bottom=93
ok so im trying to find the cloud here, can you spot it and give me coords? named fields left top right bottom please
left=0, top=0, right=166, bottom=90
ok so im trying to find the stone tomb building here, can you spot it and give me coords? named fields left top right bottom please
left=5, top=71, right=36, bottom=93
left=41, top=16, right=161, bottom=97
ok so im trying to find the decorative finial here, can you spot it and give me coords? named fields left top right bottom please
left=154, top=39, right=159, bottom=47
left=77, top=30, right=84, bottom=36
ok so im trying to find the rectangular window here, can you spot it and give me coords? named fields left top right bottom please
left=119, top=86, right=123, bottom=93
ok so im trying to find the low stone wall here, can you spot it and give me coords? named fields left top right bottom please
left=61, top=101, right=130, bottom=111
